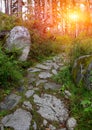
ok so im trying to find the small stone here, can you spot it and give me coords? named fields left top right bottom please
left=39, top=72, right=52, bottom=79
left=28, top=85, right=34, bottom=89
left=36, top=64, right=51, bottom=70
left=0, top=94, right=21, bottom=110
left=28, top=78, right=36, bottom=84
left=22, top=101, right=32, bottom=110
left=27, top=73, right=37, bottom=83
left=33, top=121, right=37, bottom=130
left=66, top=117, right=77, bottom=130
left=28, top=67, right=41, bottom=72
left=43, top=62, right=53, bottom=67
left=43, top=119, right=48, bottom=126
left=25, top=90, right=34, bottom=98
left=44, top=82, right=61, bottom=90
left=33, top=88, right=39, bottom=91
left=17, top=86, right=25, bottom=92
left=53, top=63, right=59, bottom=70
left=2, top=108, right=32, bottom=130
left=49, top=124, right=56, bottom=130
left=36, top=80, right=47, bottom=86
left=58, top=128, right=66, bottom=130
left=0, top=123, right=4, bottom=130
left=64, top=90, right=71, bottom=99
left=52, top=69, right=57, bottom=75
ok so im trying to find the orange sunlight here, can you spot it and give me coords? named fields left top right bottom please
left=68, top=12, right=80, bottom=22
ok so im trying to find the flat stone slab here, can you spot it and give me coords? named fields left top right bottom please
left=36, top=80, right=47, bottom=86
left=33, top=94, right=69, bottom=123
left=27, top=73, right=37, bottom=83
left=52, top=63, right=59, bottom=70
left=52, top=69, right=57, bottom=75
left=2, top=108, right=32, bottom=130
left=36, top=64, right=51, bottom=70
left=28, top=67, right=41, bottom=72
left=25, top=90, right=35, bottom=98
left=44, top=82, right=61, bottom=90
left=0, top=94, right=21, bottom=110
left=39, top=72, right=52, bottom=79
left=22, top=101, right=32, bottom=110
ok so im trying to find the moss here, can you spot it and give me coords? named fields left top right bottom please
left=72, top=55, right=92, bottom=86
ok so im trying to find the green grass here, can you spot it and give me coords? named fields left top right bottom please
left=52, top=66, right=92, bottom=130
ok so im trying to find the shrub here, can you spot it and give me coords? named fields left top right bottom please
left=29, top=38, right=64, bottom=62
left=0, top=48, right=23, bottom=88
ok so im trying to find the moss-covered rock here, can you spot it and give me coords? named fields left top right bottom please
left=72, top=55, right=92, bottom=89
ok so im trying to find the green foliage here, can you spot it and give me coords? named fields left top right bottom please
left=0, top=12, right=16, bottom=31
left=53, top=66, right=92, bottom=130
left=29, top=38, right=63, bottom=62
left=0, top=110, right=9, bottom=118
left=52, top=66, right=72, bottom=86
left=4, top=47, right=22, bottom=60
left=0, top=47, right=23, bottom=88
left=69, top=36, right=92, bottom=65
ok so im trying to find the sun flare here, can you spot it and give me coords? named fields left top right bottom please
left=69, top=12, right=80, bottom=22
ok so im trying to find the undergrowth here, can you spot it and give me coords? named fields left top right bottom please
left=53, top=66, right=92, bottom=130
left=0, top=47, right=23, bottom=88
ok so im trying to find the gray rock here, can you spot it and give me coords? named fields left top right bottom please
left=84, top=62, right=92, bottom=90
left=0, top=123, right=4, bottom=130
left=33, top=88, right=39, bottom=91
left=66, top=117, right=77, bottom=130
left=36, top=64, right=51, bottom=70
left=43, top=119, right=48, bottom=126
left=22, top=101, right=32, bottom=110
left=36, top=80, right=47, bottom=87
left=28, top=67, right=41, bottom=72
left=29, top=78, right=36, bottom=84
left=39, top=72, right=52, bottom=79
left=64, top=90, right=71, bottom=99
left=43, top=62, right=53, bottom=68
left=27, top=73, right=37, bottom=83
left=6, top=26, right=31, bottom=61
left=0, top=94, right=21, bottom=110
left=33, top=122, right=37, bottom=130
left=33, top=94, right=69, bottom=123
left=17, top=86, right=25, bottom=92
left=25, top=90, right=34, bottom=98
left=28, top=85, right=34, bottom=89
left=44, top=82, right=61, bottom=90
left=58, top=128, right=66, bottom=130
left=53, top=63, right=59, bottom=70
left=2, top=108, right=32, bottom=130
left=49, top=124, right=56, bottom=130
left=72, top=55, right=92, bottom=89
left=52, top=69, right=57, bottom=75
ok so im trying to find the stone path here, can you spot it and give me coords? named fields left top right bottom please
left=0, top=54, right=77, bottom=130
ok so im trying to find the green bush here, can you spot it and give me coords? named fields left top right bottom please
left=29, top=38, right=63, bottom=62
left=0, top=48, right=23, bottom=88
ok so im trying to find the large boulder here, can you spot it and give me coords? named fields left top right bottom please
left=72, top=55, right=92, bottom=90
left=6, top=26, right=31, bottom=61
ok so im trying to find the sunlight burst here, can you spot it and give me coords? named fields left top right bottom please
left=69, top=12, right=79, bottom=22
